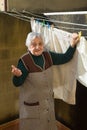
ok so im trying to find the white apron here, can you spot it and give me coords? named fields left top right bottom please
left=19, top=67, right=57, bottom=130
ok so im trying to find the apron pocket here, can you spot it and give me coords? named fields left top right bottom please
left=22, top=101, right=40, bottom=119
left=24, top=101, right=39, bottom=106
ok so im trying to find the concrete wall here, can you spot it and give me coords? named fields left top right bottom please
left=0, top=13, right=31, bottom=124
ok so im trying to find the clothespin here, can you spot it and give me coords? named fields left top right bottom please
left=78, top=31, right=82, bottom=38
left=31, top=17, right=34, bottom=21
left=47, top=22, right=50, bottom=28
left=36, top=19, right=40, bottom=23
left=42, top=20, right=45, bottom=27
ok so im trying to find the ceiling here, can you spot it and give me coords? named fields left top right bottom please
left=8, top=0, right=87, bottom=13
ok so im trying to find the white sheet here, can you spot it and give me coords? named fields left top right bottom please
left=30, top=19, right=87, bottom=104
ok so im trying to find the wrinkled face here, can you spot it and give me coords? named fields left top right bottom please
left=28, top=36, right=44, bottom=56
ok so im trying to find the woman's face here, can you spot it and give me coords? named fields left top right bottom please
left=28, top=37, right=44, bottom=56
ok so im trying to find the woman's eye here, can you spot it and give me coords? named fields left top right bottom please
left=31, top=43, right=36, bottom=47
left=39, top=43, right=43, bottom=46
left=31, top=42, right=43, bottom=47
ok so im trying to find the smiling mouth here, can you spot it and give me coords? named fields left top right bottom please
left=35, top=50, right=41, bottom=52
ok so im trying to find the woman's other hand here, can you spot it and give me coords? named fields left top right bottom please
left=11, top=65, right=22, bottom=77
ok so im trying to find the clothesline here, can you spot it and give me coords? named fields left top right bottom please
left=25, top=10, right=87, bottom=27
left=11, top=9, right=87, bottom=27
left=1, top=9, right=87, bottom=37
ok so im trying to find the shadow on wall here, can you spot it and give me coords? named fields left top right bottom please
left=0, top=13, right=31, bottom=124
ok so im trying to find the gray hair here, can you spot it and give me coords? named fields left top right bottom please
left=25, top=32, right=43, bottom=47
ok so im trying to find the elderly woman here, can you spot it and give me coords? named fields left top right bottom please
left=11, top=32, right=80, bottom=130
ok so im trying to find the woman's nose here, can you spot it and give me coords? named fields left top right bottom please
left=36, top=45, right=39, bottom=49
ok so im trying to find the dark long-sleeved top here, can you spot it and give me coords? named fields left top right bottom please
left=13, top=46, right=76, bottom=86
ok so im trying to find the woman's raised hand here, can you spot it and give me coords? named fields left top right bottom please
left=71, top=33, right=80, bottom=47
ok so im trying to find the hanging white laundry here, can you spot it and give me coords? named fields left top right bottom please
left=51, top=29, right=78, bottom=104
left=77, top=37, right=87, bottom=87
left=30, top=19, right=87, bottom=104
